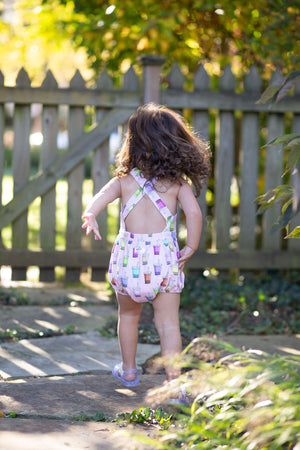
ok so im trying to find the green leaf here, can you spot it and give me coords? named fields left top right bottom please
left=256, top=186, right=293, bottom=213
left=286, top=146, right=300, bottom=172
left=263, top=133, right=300, bottom=147
left=285, top=226, right=300, bottom=238
left=276, top=73, right=300, bottom=102
left=271, top=200, right=293, bottom=233
left=257, top=77, right=285, bottom=104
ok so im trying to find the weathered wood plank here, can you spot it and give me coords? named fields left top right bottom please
left=162, top=90, right=300, bottom=113
left=193, top=64, right=210, bottom=250
left=65, top=71, right=86, bottom=282
left=239, top=67, right=262, bottom=250
left=263, top=113, right=284, bottom=250
left=0, top=86, right=140, bottom=108
left=0, top=71, right=4, bottom=225
left=12, top=69, right=31, bottom=280
left=1, top=249, right=299, bottom=270
left=1, top=86, right=300, bottom=113
left=289, top=80, right=300, bottom=251
left=0, top=108, right=136, bottom=230
left=40, top=71, right=59, bottom=281
left=90, top=69, right=113, bottom=281
left=215, top=65, right=236, bottom=250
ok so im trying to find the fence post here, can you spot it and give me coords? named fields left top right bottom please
left=140, top=55, right=166, bottom=104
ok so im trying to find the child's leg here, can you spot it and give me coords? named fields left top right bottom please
left=116, top=293, right=142, bottom=381
left=152, top=292, right=182, bottom=381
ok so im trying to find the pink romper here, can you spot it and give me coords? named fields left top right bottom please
left=108, top=168, right=184, bottom=303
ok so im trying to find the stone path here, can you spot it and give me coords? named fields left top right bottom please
left=0, top=283, right=299, bottom=449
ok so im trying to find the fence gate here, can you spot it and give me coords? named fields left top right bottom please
left=0, top=55, right=300, bottom=283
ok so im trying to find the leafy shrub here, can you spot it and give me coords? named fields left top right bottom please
left=146, top=339, right=300, bottom=449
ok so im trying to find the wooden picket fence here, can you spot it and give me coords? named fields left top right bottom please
left=0, top=55, right=299, bottom=283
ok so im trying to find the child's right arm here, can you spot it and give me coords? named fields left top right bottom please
left=82, top=177, right=121, bottom=240
left=177, top=181, right=202, bottom=270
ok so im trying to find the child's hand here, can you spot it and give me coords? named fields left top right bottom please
left=177, top=246, right=195, bottom=271
left=82, top=213, right=102, bottom=240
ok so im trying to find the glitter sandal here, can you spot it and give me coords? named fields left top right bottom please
left=112, top=363, right=139, bottom=387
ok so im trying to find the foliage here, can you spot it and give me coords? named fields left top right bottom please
left=73, top=411, right=110, bottom=422
left=50, top=0, right=300, bottom=78
left=105, top=272, right=300, bottom=342
left=145, top=339, right=300, bottom=449
left=117, top=407, right=173, bottom=429
left=0, top=0, right=93, bottom=84
left=1, top=0, right=299, bottom=83
left=256, top=71, right=300, bottom=238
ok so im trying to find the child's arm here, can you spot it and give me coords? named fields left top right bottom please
left=82, top=177, right=121, bottom=240
left=177, top=181, right=202, bottom=270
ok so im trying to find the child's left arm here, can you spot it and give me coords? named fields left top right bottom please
left=177, top=181, right=202, bottom=270
left=82, top=177, right=121, bottom=240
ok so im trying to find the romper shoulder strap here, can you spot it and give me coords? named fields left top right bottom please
left=130, top=168, right=175, bottom=226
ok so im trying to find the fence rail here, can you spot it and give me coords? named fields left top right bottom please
left=0, top=55, right=299, bottom=283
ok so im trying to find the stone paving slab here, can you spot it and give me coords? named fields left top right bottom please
left=0, top=373, right=166, bottom=418
left=0, top=304, right=117, bottom=334
left=0, top=332, right=160, bottom=380
left=0, top=419, right=157, bottom=450
left=220, top=334, right=300, bottom=357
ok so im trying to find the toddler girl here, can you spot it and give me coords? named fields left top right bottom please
left=82, top=103, right=210, bottom=400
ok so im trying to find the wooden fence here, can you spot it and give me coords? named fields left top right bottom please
left=0, top=55, right=299, bottom=283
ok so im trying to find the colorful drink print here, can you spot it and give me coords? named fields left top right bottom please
left=166, top=283, right=175, bottom=292
left=153, top=244, right=160, bottom=255
left=169, top=241, right=174, bottom=252
left=177, top=251, right=181, bottom=260
left=117, top=264, right=120, bottom=274
left=145, top=240, right=151, bottom=246
left=135, top=187, right=142, bottom=197
left=154, top=264, right=162, bottom=275
left=156, top=199, right=166, bottom=209
left=111, top=277, right=116, bottom=286
left=121, top=276, right=128, bottom=288
left=169, top=220, right=175, bottom=231
left=142, top=253, right=148, bottom=265
left=123, top=255, right=128, bottom=267
left=146, top=294, right=154, bottom=301
left=109, top=263, right=112, bottom=273
left=132, top=265, right=140, bottom=278
left=145, top=182, right=154, bottom=193
left=171, top=264, right=179, bottom=275
left=144, top=269, right=151, bottom=284
left=121, top=238, right=126, bottom=250
left=133, top=248, right=138, bottom=258
left=130, top=232, right=134, bottom=239
left=112, top=243, right=116, bottom=253
left=161, top=277, right=168, bottom=287
left=165, top=250, right=171, bottom=265
left=163, top=238, right=169, bottom=247
left=134, top=286, right=141, bottom=297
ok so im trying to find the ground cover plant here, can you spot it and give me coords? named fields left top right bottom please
left=144, top=339, right=300, bottom=449
left=103, top=270, right=300, bottom=344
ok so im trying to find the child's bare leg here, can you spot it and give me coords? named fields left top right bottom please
left=116, top=293, right=142, bottom=381
left=152, top=292, right=182, bottom=381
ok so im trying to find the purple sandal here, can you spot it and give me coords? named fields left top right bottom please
left=112, top=363, right=139, bottom=387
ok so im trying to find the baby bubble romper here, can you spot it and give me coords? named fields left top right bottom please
left=108, top=168, right=184, bottom=302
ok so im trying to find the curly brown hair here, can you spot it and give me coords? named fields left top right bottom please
left=115, top=103, right=210, bottom=196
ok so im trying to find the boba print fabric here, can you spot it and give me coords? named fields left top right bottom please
left=108, top=168, right=184, bottom=303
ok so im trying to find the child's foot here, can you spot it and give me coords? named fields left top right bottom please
left=112, top=363, right=139, bottom=387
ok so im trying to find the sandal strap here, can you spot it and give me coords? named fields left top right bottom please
left=121, top=367, right=138, bottom=376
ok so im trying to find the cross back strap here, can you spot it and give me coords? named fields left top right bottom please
left=120, top=168, right=175, bottom=229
